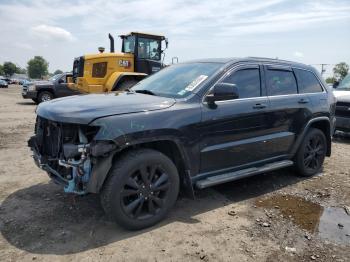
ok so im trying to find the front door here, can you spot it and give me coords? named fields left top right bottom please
left=55, top=75, right=79, bottom=97
left=199, top=64, right=271, bottom=174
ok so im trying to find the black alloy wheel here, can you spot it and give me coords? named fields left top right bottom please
left=295, top=128, right=327, bottom=176
left=121, top=164, right=170, bottom=220
left=101, top=149, right=179, bottom=230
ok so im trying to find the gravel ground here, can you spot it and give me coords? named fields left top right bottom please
left=0, top=85, right=349, bottom=262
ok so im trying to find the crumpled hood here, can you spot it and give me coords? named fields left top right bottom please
left=333, top=90, right=350, bottom=103
left=36, top=92, right=176, bottom=124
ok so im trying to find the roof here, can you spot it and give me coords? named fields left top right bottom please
left=182, top=57, right=311, bottom=70
left=119, top=32, right=166, bottom=40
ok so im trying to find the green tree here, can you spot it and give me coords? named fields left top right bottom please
left=27, top=56, right=49, bottom=79
left=53, top=69, right=63, bottom=75
left=0, top=64, right=4, bottom=76
left=333, top=62, right=349, bottom=81
left=16, top=67, right=27, bottom=74
left=325, top=77, right=336, bottom=84
left=3, top=62, right=18, bottom=77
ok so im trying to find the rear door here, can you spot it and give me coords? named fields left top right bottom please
left=264, top=65, right=313, bottom=155
left=199, top=64, right=272, bottom=174
left=293, top=68, right=328, bottom=113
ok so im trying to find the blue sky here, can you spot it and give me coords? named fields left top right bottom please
left=0, top=0, right=349, bottom=77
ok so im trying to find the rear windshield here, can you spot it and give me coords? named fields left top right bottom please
left=132, top=63, right=222, bottom=98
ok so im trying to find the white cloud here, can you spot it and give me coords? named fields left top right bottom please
left=294, top=51, right=304, bottom=58
left=31, top=24, right=75, bottom=42
left=0, top=0, right=349, bottom=71
left=14, top=42, right=33, bottom=50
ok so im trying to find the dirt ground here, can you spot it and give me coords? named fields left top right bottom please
left=0, top=85, right=349, bottom=262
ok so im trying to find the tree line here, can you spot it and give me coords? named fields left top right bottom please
left=325, top=62, right=349, bottom=84
left=0, top=56, right=349, bottom=82
left=0, top=56, right=63, bottom=79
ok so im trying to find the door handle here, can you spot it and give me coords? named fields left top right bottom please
left=253, top=103, right=267, bottom=109
left=298, top=98, right=309, bottom=104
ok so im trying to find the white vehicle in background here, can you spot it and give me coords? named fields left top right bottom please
left=333, top=74, right=350, bottom=132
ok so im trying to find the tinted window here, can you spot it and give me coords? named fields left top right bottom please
left=123, top=36, right=135, bottom=53
left=92, top=62, right=107, bottom=78
left=222, top=68, right=261, bottom=98
left=138, top=37, right=161, bottom=60
left=295, top=69, right=323, bottom=93
left=266, top=70, right=297, bottom=96
left=59, top=76, right=66, bottom=83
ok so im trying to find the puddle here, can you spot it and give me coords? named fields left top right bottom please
left=256, top=195, right=350, bottom=245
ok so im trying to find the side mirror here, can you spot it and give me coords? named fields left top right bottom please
left=333, top=81, right=339, bottom=89
left=58, top=78, right=65, bottom=84
left=206, top=83, right=239, bottom=104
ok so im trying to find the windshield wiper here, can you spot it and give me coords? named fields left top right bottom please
left=135, top=90, right=156, bottom=96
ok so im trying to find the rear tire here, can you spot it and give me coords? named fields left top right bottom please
left=100, top=148, right=179, bottom=230
left=38, top=91, right=53, bottom=103
left=295, top=128, right=327, bottom=177
left=115, top=79, right=138, bottom=91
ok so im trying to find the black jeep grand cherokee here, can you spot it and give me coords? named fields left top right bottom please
left=28, top=58, right=336, bottom=230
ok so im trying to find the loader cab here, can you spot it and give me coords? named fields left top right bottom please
left=120, top=32, right=168, bottom=75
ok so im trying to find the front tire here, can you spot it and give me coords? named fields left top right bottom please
left=38, top=91, right=53, bottom=103
left=295, top=128, right=327, bottom=177
left=100, top=149, right=180, bottom=230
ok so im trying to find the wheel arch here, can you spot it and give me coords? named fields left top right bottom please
left=104, top=72, right=147, bottom=91
left=88, top=138, right=194, bottom=197
left=37, top=88, right=55, bottom=97
left=292, top=117, right=332, bottom=157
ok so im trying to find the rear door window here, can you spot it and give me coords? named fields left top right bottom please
left=222, top=68, right=261, bottom=98
left=266, top=69, right=298, bottom=96
left=294, top=69, right=323, bottom=93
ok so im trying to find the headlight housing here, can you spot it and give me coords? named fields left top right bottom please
left=28, top=85, right=36, bottom=91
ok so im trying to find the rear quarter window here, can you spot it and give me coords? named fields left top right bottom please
left=266, top=69, right=298, bottom=96
left=294, top=69, right=323, bottom=93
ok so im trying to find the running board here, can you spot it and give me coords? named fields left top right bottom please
left=195, top=160, right=294, bottom=189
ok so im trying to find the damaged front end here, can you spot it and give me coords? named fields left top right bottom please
left=28, top=116, right=117, bottom=195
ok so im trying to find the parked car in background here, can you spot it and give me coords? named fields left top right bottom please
left=333, top=74, right=350, bottom=132
left=0, top=79, right=8, bottom=88
left=28, top=57, right=336, bottom=230
left=0, top=77, right=11, bottom=85
left=22, top=73, right=81, bottom=104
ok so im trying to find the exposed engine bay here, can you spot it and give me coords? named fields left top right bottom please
left=28, top=116, right=115, bottom=194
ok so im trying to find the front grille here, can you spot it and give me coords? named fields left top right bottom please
left=335, top=101, right=350, bottom=118
left=35, top=117, right=81, bottom=159
left=34, top=116, right=99, bottom=159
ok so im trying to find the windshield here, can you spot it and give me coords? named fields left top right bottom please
left=337, top=74, right=350, bottom=90
left=123, top=36, right=135, bottom=53
left=132, top=63, right=222, bottom=98
left=49, top=74, right=62, bottom=82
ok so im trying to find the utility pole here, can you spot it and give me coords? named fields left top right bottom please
left=320, top=64, right=328, bottom=76
left=311, top=64, right=330, bottom=77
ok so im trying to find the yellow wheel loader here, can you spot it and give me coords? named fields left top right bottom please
left=71, top=32, right=168, bottom=93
